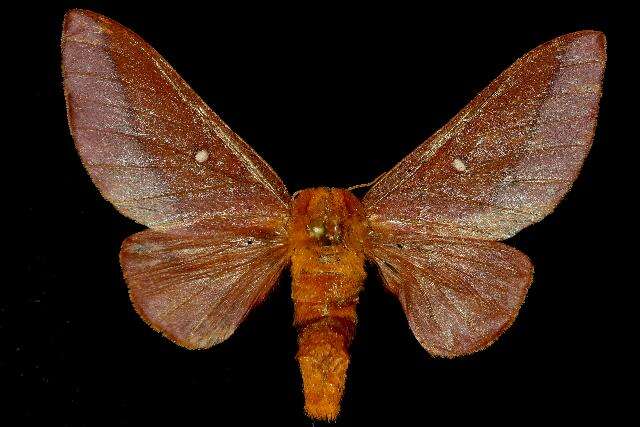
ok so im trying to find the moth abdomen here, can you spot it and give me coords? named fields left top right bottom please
left=291, top=260, right=363, bottom=421
left=295, top=314, right=355, bottom=420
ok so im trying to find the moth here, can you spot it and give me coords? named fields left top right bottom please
left=62, top=9, right=606, bottom=420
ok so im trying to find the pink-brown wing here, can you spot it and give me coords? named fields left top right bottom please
left=62, top=10, right=292, bottom=348
left=120, top=228, right=289, bottom=349
left=367, top=224, right=532, bottom=357
left=364, top=31, right=605, bottom=356
left=62, top=9, right=289, bottom=234
left=364, top=31, right=606, bottom=240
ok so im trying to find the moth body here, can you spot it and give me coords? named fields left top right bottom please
left=289, top=188, right=367, bottom=420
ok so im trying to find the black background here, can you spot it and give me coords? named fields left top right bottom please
left=8, top=2, right=627, bottom=426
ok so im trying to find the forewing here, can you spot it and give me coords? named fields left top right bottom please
left=62, top=9, right=289, bottom=233
left=364, top=31, right=606, bottom=240
left=366, top=225, right=533, bottom=357
left=120, top=228, right=289, bottom=349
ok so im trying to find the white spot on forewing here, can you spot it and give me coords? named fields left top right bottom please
left=195, top=149, right=209, bottom=163
left=452, top=158, right=467, bottom=172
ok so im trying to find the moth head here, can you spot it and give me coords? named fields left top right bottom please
left=307, top=218, right=327, bottom=239
left=290, top=187, right=366, bottom=248
left=307, top=216, right=341, bottom=245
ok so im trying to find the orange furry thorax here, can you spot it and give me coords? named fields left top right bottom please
left=288, top=188, right=368, bottom=420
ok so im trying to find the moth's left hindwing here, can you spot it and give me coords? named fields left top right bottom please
left=120, top=230, right=289, bottom=349
left=62, top=9, right=291, bottom=348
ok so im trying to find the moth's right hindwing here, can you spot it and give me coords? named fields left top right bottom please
left=367, top=226, right=533, bottom=357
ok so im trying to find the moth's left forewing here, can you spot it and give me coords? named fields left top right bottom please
left=62, top=9, right=290, bottom=234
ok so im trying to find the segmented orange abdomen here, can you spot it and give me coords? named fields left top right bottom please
left=289, top=188, right=367, bottom=420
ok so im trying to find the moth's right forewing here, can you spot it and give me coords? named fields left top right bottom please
left=364, top=31, right=606, bottom=240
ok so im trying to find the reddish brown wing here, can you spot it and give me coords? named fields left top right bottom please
left=62, top=10, right=291, bottom=348
left=365, top=31, right=606, bottom=240
left=120, top=229, right=289, bottom=349
left=62, top=9, right=289, bottom=233
left=367, top=224, right=532, bottom=357
left=364, top=31, right=606, bottom=356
